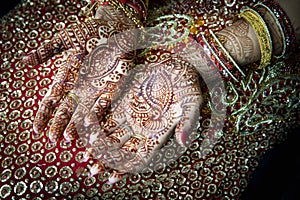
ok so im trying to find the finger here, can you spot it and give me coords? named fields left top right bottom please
left=63, top=103, right=89, bottom=142
left=87, top=125, right=135, bottom=178
left=101, top=138, right=142, bottom=184
left=22, top=19, right=100, bottom=66
left=175, top=95, right=202, bottom=146
left=83, top=58, right=135, bottom=127
left=89, top=124, right=134, bottom=161
left=33, top=82, right=64, bottom=134
left=107, top=137, right=156, bottom=184
left=83, top=93, right=112, bottom=126
left=89, top=160, right=106, bottom=177
left=80, top=107, right=126, bottom=147
left=107, top=171, right=129, bottom=185
left=33, top=50, right=85, bottom=134
left=48, top=94, right=77, bottom=142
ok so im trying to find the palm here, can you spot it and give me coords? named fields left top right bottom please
left=84, top=55, right=203, bottom=184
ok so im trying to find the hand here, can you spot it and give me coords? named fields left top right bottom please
left=83, top=55, right=203, bottom=184
left=49, top=30, right=137, bottom=142
left=22, top=5, right=136, bottom=136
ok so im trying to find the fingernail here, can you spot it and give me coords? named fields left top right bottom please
left=82, top=152, right=90, bottom=162
left=63, top=131, right=71, bottom=143
left=33, top=125, right=40, bottom=135
left=106, top=180, right=113, bottom=185
left=48, top=140, right=57, bottom=145
left=48, top=135, right=58, bottom=145
left=33, top=130, right=40, bottom=136
left=83, top=116, right=91, bottom=127
left=89, top=164, right=101, bottom=177
left=64, top=138, right=71, bottom=143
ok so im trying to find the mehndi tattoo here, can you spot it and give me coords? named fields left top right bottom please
left=216, top=19, right=261, bottom=66
left=25, top=5, right=136, bottom=138
left=84, top=55, right=203, bottom=184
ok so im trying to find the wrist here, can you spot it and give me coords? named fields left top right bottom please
left=215, top=18, right=261, bottom=66
left=84, top=0, right=148, bottom=27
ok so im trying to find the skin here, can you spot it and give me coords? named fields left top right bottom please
left=23, top=5, right=136, bottom=142
left=216, top=1, right=299, bottom=66
left=86, top=55, right=202, bottom=184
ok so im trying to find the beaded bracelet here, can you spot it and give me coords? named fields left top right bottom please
left=239, top=8, right=272, bottom=69
left=254, top=1, right=297, bottom=59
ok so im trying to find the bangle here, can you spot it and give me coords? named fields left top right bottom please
left=83, top=0, right=147, bottom=27
left=239, top=8, right=272, bottom=69
left=254, top=1, right=297, bottom=59
left=199, top=30, right=245, bottom=82
left=109, top=0, right=145, bottom=27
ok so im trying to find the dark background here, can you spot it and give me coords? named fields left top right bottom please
left=0, top=0, right=21, bottom=18
left=1, top=1, right=299, bottom=199
left=240, top=128, right=300, bottom=200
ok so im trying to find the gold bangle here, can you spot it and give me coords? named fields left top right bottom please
left=82, top=0, right=145, bottom=27
left=66, top=92, right=80, bottom=104
left=239, top=8, right=272, bottom=69
left=109, top=0, right=144, bottom=27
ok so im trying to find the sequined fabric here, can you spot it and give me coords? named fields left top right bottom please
left=0, top=0, right=299, bottom=199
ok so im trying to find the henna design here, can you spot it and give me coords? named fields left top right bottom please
left=33, top=50, right=85, bottom=134
left=28, top=5, right=137, bottom=138
left=48, top=93, right=77, bottom=142
left=23, top=19, right=100, bottom=66
left=216, top=19, right=261, bottom=66
left=23, top=6, right=136, bottom=66
left=85, top=56, right=203, bottom=184
left=59, top=34, right=136, bottom=142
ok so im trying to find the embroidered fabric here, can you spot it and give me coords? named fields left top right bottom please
left=0, top=0, right=299, bottom=199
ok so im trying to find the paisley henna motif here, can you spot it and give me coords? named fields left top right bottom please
left=85, top=55, right=203, bottom=183
left=54, top=32, right=136, bottom=143
left=25, top=5, right=136, bottom=138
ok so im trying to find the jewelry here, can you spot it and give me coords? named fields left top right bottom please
left=200, top=30, right=245, bottom=82
left=239, top=8, right=272, bottom=69
left=82, top=0, right=147, bottom=27
left=66, top=92, right=80, bottom=104
left=254, top=1, right=297, bottom=59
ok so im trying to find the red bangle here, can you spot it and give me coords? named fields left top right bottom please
left=198, top=30, right=245, bottom=82
left=254, top=1, right=297, bottom=58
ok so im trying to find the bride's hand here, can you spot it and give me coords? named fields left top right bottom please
left=83, top=55, right=203, bottom=184
left=22, top=5, right=136, bottom=137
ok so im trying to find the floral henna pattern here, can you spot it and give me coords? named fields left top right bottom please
left=216, top=19, right=261, bottom=66
left=25, top=5, right=137, bottom=138
left=33, top=50, right=85, bottom=134
left=23, top=6, right=135, bottom=66
left=57, top=34, right=136, bottom=142
left=23, top=19, right=100, bottom=66
left=86, top=56, right=203, bottom=184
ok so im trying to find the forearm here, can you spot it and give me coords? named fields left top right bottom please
left=215, top=1, right=298, bottom=67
